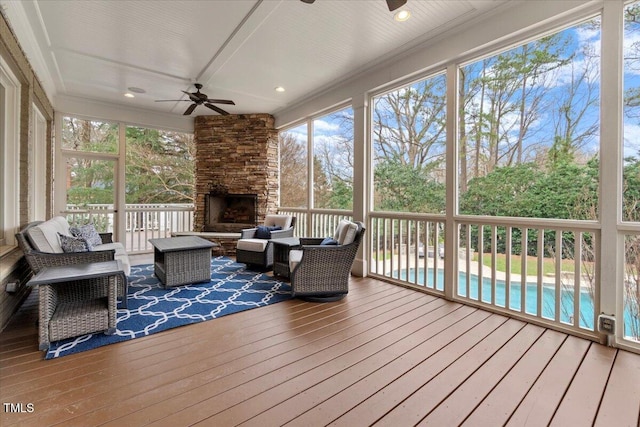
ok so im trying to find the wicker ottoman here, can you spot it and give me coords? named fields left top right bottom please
left=149, top=236, right=215, bottom=288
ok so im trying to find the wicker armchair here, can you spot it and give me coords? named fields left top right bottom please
left=236, top=215, right=296, bottom=269
left=289, top=221, right=365, bottom=301
left=16, top=221, right=129, bottom=308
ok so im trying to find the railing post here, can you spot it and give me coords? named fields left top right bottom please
left=352, top=93, right=369, bottom=277
left=443, top=63, right=459, bottom=300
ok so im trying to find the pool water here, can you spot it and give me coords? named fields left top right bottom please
left=394, top=268, right=614, bottom=331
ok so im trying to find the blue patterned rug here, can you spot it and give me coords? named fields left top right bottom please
left=45, top=257, right=292, bottom=359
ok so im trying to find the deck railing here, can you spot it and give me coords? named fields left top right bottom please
left=63, top=203, right=194, bottom=253
left=455, top=216, right=601, bottom=340
left=277, top=208, right=353, bottom=238
left=369, top=212, right=446, bottom=295
left=63, top=204, right=637, bottom=344
left=368, top=212, right=604, bottom=341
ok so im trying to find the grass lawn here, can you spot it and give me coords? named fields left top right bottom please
left=473, top=252, right=594, bottom=277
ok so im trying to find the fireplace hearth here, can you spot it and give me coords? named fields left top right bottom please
left=204, top=193, right=258, bottom=232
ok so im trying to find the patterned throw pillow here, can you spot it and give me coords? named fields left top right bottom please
left=58, top=233, right=90, bottom=253
left=70, top=224, right=102, bottom=248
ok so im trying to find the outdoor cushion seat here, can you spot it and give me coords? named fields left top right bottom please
left=236, top=214, right=296, bottom=270
left=16, top=217, right=131, bottom=308
left=236, top=239, right=269, bottom=252
left=20, top=216, right=131, bottom=275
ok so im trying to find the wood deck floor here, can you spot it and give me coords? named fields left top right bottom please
left=1, top=271, right=639, bottom=426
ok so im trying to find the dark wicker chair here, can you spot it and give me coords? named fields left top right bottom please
left=236, top=215, right=296, bottom=269
left=289, top=221, right=365, bottom=301
left=16, top=221, right=128, bottom=308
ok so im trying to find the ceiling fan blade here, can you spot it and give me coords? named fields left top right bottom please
left=205, top=99, right=236, bottom=105
left=205, top=103, right=230, bottom=115
left=181, top=90, right=200, bottom=102
left=300, top=0, right=315, bottom=3
left=183, top=103, right=198, bottom=115
left=386, top=0, right=407, bottom=11
left=155, top=99, right=190, bottom=102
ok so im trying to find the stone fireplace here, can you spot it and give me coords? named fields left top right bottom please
left=204, top=192, right=258, bottom=232
left=194, top=114, right=279, bottom=233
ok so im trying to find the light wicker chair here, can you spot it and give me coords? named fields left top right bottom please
left=37, top=274, right=119, bottom=351
left=236, top=215, right=296, bottom=269
left=16, top=222, right=129, bottom=308
left=289, top=221, right=365, bottom=301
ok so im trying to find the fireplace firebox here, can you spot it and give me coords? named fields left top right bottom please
left=204, top=193, right=258, bottom=232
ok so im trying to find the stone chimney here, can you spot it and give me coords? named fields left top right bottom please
left=194, top=114, right=279, bottom=232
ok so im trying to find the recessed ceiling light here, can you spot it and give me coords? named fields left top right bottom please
left=275, top=86, right=285, bottom=92
left=127, top=86, right=146, bottom=93
left=124, top=93, right=135, bottom=98
left=394, top=9, right=411, bottom=22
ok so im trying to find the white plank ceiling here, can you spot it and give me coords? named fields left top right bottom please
left=2, top=0, right=510, bottom=117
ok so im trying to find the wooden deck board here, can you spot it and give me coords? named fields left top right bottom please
left=285, top=311, right=506, bottom=427
left=143, top=295, right=449, bottom=426
left=461, top=329, right=567, bottom=426
left=206, top=303, right=471, bottom=426
left=1, top=272, right=639, bottom=427
left=505, top=335, right=591, bottom=426
left=550, top=343, right=617, bottom=426
left=381, top=322, right=545, bottom=426
left=247, top=309, right=493, bottom=427
left=594, top=349, right=640, bottom=427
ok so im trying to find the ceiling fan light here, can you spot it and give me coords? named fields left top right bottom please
left=394, top=9, right=411, bottom=22
left=124, top=93, right=135, bottom=98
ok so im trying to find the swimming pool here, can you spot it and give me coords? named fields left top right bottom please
left=392, top=268, right=637, bottom=333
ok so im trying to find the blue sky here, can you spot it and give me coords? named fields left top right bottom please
left=284, top=6, right=640, bottom=171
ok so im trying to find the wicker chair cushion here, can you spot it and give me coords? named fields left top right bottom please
left=92, top=243, right=131, bottom=275
left=264, top=214, right=293, bottom=230
left=332, top=219, right=351, bottom=242
left=289, top=249, right=303, bottom=272
left=237, top=238, right=269, bottom=252
left=26, top=216, right=72, bottom=253
left=58, top=233, right=91, bottom=253
left=337, top=221, right=358, bottom=245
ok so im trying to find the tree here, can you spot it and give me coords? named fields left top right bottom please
left=125, top=127, right=195, bottom=203
left=279, top=132, right=307, bottom=208
left=374, top=158, right=445, bottom=213
left=312, top=109, right=354, bottom=209
left=373, top=75, right=447, bottom=169
left=461, top=32, right=573, bottom=183
left=63, top=119, right=195, bottom=206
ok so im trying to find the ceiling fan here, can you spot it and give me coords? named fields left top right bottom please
left=300, top=0, right=407, bottom=12
left=155, top=83, right=235, bottom=116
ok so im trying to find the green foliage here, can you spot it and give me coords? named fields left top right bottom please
left=460, top=163, right=543, bottom=217
left=624, top=156, right=640, bottom=222
left=124, top=127, right=195, bottom=204
left=374, top=158, right=445, bottom=213
left=64, top=122, right=195, bottom=206
left=460, top=158, right=600, bottom=255
left=327, top=179, right=353, bottom=210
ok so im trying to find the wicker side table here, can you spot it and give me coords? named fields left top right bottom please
left=149, top=236, right=215, bottom=288
left=27, top=260, right=124, bottom=351
left=269, top=237, right=301, bottom=278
